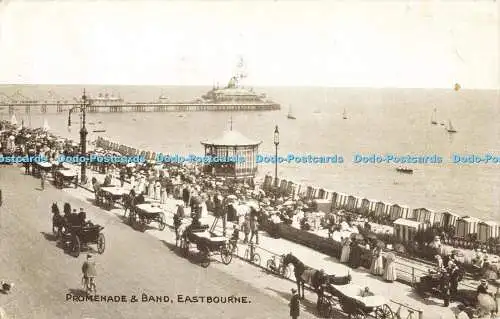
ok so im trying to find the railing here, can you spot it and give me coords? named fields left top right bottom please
left=389, top=299, right=423, bottom=319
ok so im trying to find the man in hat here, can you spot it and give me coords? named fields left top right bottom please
left=82, top=254, right=97, bottom=291
left=289, top=288, right=300, bottom=319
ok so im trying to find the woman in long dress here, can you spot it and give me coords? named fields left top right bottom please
left=340, top=237, right=351, bottom=263
left=348, top=241, right=362, bottom=269
left=370, top=247, right=384, bottom=276
left=383, top=252, right=397, bottom=282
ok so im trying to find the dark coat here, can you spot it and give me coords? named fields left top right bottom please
left=289, top=294, right=300, bottom=316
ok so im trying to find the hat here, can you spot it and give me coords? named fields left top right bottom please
left=480, top=279, right=487, bottom=284
left=291, top=288, right=297, bottom=293
left=87, top=254, right=93, bottom=259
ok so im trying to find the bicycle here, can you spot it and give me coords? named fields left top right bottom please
left=243, top=242, right=261, bottom=265
left=266, top=255, right=290, bottom=279
left=82, top=276, right=96, bottom=295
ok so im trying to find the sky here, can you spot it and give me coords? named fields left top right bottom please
left=0, top=0, right=498, bottom=89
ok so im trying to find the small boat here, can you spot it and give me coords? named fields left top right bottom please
left=431, top=108, right=437, bottom=125
left=287, top=106, right=296, bottom=119
left=342, top=108, right=347, bottom=119
left=92, top=129, right=106, bottom=133
left=396, top=167, right=413, bottom=174
left=447, top=120, right=457, bottom=133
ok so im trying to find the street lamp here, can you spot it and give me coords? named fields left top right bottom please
left=68, top=89, right=89, bottom=185
left=274, top=125, right=279, bottom=201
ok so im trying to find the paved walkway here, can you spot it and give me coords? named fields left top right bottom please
left=55, top=166, right=464, bottom=319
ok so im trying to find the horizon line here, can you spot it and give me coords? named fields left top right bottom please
left=0, top=83, right=498, bottom=91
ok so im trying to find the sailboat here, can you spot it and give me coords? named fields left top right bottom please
left=43, top=118, right=50, bottom=131
left=287, top=106, right=296, bottom=119
left=447, top=120, right=457, bottom=133
left=342, top=108, right=347, bottom=120
left=431, top=108, right=437, bottom=125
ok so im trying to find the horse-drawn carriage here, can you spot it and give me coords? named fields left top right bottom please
left=318, top=283, right=395, bottom=319
left=179, top=225, right=232, bottom=268
left=415, top=270, right=448, bottom=298
left=129, top=204, right=166, bottom=231
left=64, top=224, right=106, bottom=257
left=99, top=186, right=128, bottom=210
left=54, top=168, right=78, bottom=188
left=51, top=205, right=105, bottom=257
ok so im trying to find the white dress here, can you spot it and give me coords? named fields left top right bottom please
left=154, top=181, right=161, bottom=200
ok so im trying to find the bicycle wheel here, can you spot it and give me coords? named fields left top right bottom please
left=252, top=253, right=261, bottom=265
left=200, top=247, right=210, bottom=268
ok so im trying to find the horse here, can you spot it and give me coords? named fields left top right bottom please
left=283, top=253, right=352, bottom=301
left=51, top=203, right=65, bottom=236
left=122, top=193, right=135, bottom=217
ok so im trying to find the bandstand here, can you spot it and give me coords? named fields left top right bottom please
left=200, top=128, right=261, bottom=180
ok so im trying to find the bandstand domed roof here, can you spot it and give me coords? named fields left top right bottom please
left=201, top=130, right=261, bottom=147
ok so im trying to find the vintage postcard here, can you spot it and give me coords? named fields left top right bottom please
left=0, top=1, right=499, bottom=318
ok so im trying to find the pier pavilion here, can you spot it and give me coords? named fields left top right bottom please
left=200, top=128, right=261, bottom=180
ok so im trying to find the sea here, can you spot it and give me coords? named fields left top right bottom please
left=1, top=85, right=499, bottom=222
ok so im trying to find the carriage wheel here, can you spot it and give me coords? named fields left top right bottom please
left=353, top=309, right=366, bottom=319
left=220, top=245, right=232, bottom=265
left=72, top=236, right=81, bottom=257
left=158, top=213, right=166, bottom=231
left=317, top=296, right=330, bottom=317
left=252, top=253, right=261, bottom=265
left=97, top=233, right=105, bottom=254
left=375, top=305, right=394, bottom=319
left=200, top=247, right=210, bottom=268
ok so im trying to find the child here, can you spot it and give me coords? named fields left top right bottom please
left=231, top=224, right=240, bottom=243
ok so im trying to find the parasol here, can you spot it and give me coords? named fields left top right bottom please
left=484, top=269, right=498, bottom=281
left=227, top=194, right=237, bottom=200
left=126, top=163, right=136, bottom=168
left=376, top=240, right=386, bottom=249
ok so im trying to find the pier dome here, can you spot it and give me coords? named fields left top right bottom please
left=201, top=129, right=261, bottom=179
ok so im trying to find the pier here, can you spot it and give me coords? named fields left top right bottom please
left=0, top=89, right=280, bottom=115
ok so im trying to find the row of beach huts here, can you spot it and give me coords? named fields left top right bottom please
left=93, top=137, right=500, bottom=245
left=261, top=175, right=500, bottom=244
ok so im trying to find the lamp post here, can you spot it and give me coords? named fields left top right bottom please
left=274, top=125, right=279, bottom=201
left=68, top=89, right=89, bottom=185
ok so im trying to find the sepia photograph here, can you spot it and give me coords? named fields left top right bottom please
left=0, top=0, right=499, bottom=318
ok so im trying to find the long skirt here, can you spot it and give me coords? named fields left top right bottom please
left=383, top=260, right=397, bottom=282
left=340, top=245, right=351, bottom=263
left=477, top=293, right=496, bottom=316
left=154, top=185, right=161, bottom=200
left=370, top=256, right=384, bottom=276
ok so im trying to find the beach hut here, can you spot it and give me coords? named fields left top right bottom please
left=478, top=221, right=500, bottom=243
left=359, top=198, right=372, bottom=215
left=389, top=204, right=409, bottom=221
left=374, top=201, right=388, bottom=217
left=331, top=192, right=339, bottom=209
left=323, top=189, right=334, bottom=201
left=412, top=208, right=436, bottom=224
left=279, top=179, right=288, bottom=194
left=393, top=218, right=427, bottom=242
left=336, top=192, right=348, bottom=210
left=317, top=188, right=325, bottom=200
left=441, top=211, right=461, bottom=229
left=346, top=195, right=359, bottom=212
left=455, top=216, right=481, bottom=238
left=432, top=211, right=443, bottom=226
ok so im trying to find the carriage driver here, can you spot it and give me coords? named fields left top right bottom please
left=82, top=254, right=97, bottom=289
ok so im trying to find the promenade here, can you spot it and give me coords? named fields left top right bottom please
left=66, top=166, right=463, bottom=319
left=0, top=166, right=321, bottom=319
